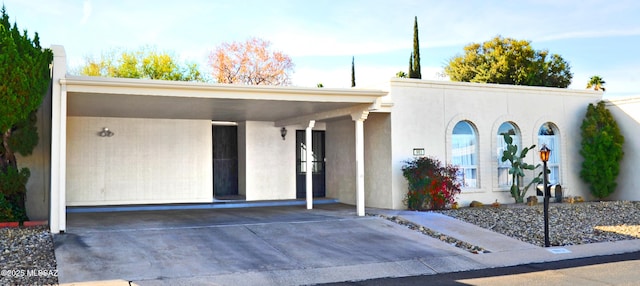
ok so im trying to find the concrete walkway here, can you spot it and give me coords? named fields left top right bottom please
left=55, top=204, right=640, bottom=285
left=370, top=209, right=640, bottom=269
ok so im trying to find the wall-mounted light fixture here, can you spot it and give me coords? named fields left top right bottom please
left=280, top=127, right=287, bottom=140
left=98, top=127, right=114, bottom=137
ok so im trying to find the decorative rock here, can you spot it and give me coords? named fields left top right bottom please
left=0, top=226, right=57, bottom=285
left=469, top=200, right=484, bottom=207
left=526, top=196, right=538, bottom=206
left=491, top=200, right=501, bottom=208
left=574, top=196, right=585, bottom=203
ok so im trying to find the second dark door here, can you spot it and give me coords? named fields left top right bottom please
left=296, top=130, right=326, bottom=198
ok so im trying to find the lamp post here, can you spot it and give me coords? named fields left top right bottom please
left=539, top=144, right=551, bottom=247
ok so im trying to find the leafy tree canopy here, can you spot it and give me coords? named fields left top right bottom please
left=208, top=37, right=294, bottom=86
left=444, top=36, right=572, bottom=88
left=78, top=46, right=202, bottom=82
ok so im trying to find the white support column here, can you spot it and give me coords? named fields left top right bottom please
left=305, top=120, right=315, bottom=210
left=351, top=111, right=369, bottom=216
left=49, top=45, right=67, bottom=234
left=58, top=85, right=67, bottom=232
left=50, top=86, right=60, bottom=233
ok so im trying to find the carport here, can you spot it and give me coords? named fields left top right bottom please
left=48, top=45, right=388, bottom=234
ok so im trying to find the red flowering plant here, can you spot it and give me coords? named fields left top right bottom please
left=402, top=156, right=461, bottom=210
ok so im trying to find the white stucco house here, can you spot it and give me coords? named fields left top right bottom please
left=24, top=46, right=640, bottom=235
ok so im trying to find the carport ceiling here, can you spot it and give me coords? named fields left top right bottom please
left=64, top=77, right=387, bottom=122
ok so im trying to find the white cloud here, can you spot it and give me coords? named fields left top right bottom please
left=81, top=0, right=92, bottom=25
left=536, top=28, right=640, bottom=43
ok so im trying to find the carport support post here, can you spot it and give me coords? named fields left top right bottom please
left=306, top=120, right=316, bottom=210
left=50, top=45, right=67, bottom=234
left=352, top=111, right=369, bottom=216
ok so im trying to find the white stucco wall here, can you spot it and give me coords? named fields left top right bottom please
left=66, top=117, right=212, bottom=205
left=364, top=112, right=393, bottom=209
left=607, top=98, right=640, bottom=201
left=326, top=117, right=356, bottom=204
left=388, top=79, right=601, bottom=208
left=240, top=121, right=297, bottom=201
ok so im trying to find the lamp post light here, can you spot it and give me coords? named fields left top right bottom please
left=539, top=144, right=551, bottom=247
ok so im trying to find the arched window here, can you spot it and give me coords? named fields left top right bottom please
left=497, top=122, right=520, bottom=187
left=538, top=122, right=560, bottom=184
left=452, top=121, right=478, bottom=188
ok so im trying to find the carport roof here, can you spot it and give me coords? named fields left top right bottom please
left=63, top=76, right=388, bottom=122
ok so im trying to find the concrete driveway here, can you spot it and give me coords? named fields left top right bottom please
left=54, top=204, right=480, bottom=285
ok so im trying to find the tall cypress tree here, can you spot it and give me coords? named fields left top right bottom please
left=409, top=16, right=421, bottom=79
left=408, top=53, right=414, bottom=78
left=351, top=56, right=356, bottom=87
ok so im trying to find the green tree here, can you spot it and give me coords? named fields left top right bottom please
left=408, top=53, right=413, bottom=77
left=408, top=16, right=421, bottom=79
left=351, top=56, right=356, bottom=87
left=579, top=101, right=624, bottom=199
left=79, top=46, right=202, bottom=81
left=0, top=6, right=53, bottom=221
left=587, top=75, right=606, bottom=91
left=444, top=36, right=572, bottom=88
left=396, top=71, right=407, bottom=78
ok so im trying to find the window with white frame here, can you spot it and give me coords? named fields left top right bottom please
left=497, top=122, right=520, bottom=187
left=538, top=122, right=560, bottom=184
left=452, top=121, right=478, bottom=188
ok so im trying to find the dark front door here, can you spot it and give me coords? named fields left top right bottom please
left=213, top=125, right=238, bottom=198
left=296, top=130, right=326, bottom=198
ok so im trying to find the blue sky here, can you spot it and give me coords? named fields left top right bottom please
left=4, top=0, right=640, bottom=96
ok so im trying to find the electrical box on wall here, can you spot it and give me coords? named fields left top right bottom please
left=413, top=148, right=425, bottom=157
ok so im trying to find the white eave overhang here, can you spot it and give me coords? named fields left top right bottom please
left=62, top=76, right=388, bottom=123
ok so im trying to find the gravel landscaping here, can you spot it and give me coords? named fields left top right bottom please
left=436, top=200, right=640, bottom=247
left=375, top=201, right=640, bottom=254
left=0, top=225, right=57, bottom=285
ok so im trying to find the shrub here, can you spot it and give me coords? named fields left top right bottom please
left=0, top=193, right=16, bottom=222
left=402, top=156, right=461, bottom=210
left=579, top=101, right=624, bottom=199
left=0, top=166, right=30, bottom=222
